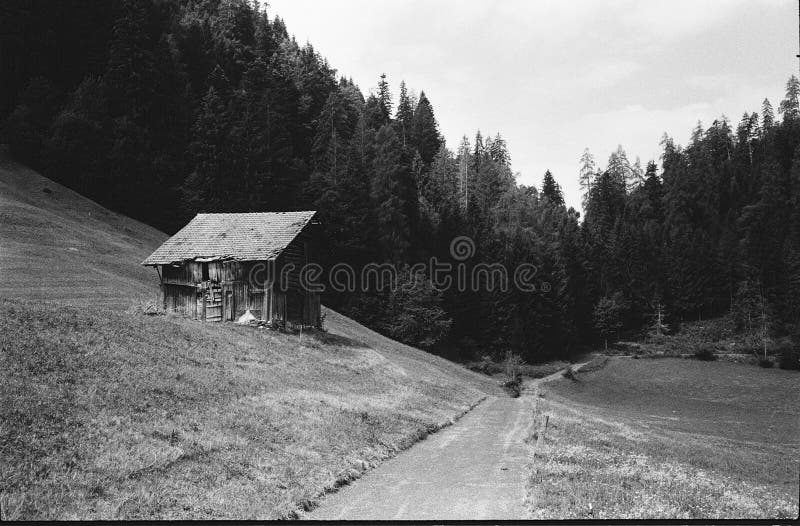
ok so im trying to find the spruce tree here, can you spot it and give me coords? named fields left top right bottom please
left=762, top=98, right=775, bottom=129
left=473, top=130, right=485, bottom=169
left=488, top=133, right=510, bottom=166
left=779, top=75, right=800, bottom=118
left=541, top=170, right=564, bottom=205
left=395, top=80, right=413, bottom=147
left=411, top=91, right=442, bottom=165
left=578, top=148, right=596, bottom=207
left=376, top=73, right=392, bottom=125
left=607, top=145, right=634, bottom=192
left=642, top=161, right=663, bottom=222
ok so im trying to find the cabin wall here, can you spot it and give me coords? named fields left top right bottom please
left=163, top=283, right=197, bottom=318
left=156, top=224, right=321, bottom=327
left=273, top=232, right=321, bottom=327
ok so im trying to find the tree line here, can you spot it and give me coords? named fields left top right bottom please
left=2, top=0, right=798, bottom=362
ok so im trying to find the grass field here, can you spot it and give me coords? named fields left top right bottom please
left=0, top=300, right=500, bottom=519
left=0, top=150, right=168, bottom=309
left=526, top=357, right=799, bottom=519
left=0, top=153, right=502, bottom=519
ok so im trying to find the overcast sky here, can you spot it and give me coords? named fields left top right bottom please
left=269, top=0, right=798, bottom=210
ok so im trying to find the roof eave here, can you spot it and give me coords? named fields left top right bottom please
left=141, top=255, right=279, bottom=267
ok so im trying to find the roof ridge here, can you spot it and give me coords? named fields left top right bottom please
left=195, top=210, right=317, bottom=214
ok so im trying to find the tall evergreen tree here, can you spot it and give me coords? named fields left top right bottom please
left=762, top=98, right=775, bottom=129
left=376, top=73, right=392, bottom=125
left=578, top=147, right=596, bottom=207
left=779, top=75, right=800, bottom=118
left=411, top=91, right=442, bottom=166
left=541, top=170, right=564, bottom=205
left=395, top=80, right=413, bottom=147
left=488, top=133, right=510, bottom=166
left=607, top=145, right=635, bottom=191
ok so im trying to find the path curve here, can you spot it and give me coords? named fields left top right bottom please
left=305, top=363, right=587, bottom=520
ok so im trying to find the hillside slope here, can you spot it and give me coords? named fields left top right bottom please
left=0, top=154, right=501, bottom=519
left=0, top=150, right=167, bottom=307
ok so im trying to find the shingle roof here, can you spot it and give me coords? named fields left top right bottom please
left=142, top=211, right=317, bottom=265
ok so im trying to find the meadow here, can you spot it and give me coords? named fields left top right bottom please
left=0, top=300, right=499, bottom=519
left=526, top=357, right=799, bottom=519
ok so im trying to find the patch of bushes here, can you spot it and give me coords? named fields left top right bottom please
left=758, top=358, right=774, bottom=368
left=501, top=377, right=521, bottom=398
left=694, top=346, right=717, bottom=361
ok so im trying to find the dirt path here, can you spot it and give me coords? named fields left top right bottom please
left=305, top=364, right=586, bottom=520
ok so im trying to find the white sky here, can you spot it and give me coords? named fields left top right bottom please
left=268, top=0, right=798, bottom=211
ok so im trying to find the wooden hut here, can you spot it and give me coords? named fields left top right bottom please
left=142, top=211, right=322, bottom=327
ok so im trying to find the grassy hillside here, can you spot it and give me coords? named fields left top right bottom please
left=526, top=357, right=799, bottom=519
left=0, top=153, right=501, bottom=519
left=0, top=150, right=168, bottom=308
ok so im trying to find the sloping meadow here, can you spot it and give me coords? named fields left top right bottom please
left=525, top=357, right=799, bottom=519
left=0, top=300, right=495, bottom=519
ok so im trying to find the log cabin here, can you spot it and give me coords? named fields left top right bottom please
left=142, top=211, right=321, bottom=328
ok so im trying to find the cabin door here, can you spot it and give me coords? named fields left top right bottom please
left=224, top=290, right=234, bottom=321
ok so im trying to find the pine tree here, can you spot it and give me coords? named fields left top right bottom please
left=473, top=130, right=485, bottom=170
left=779, top=75, right=800, bottom=118
left=395, top=80, right=413, bottom=147
left=593, top=293, right=626, bottom=349
left=541, top=170, right=564, bottom=205
left=736, top=112, right=758, bottom=165
left=649, top=299, right=670, bottom=338
left=762, top=98, right=775, bottom=129
left=458, top=135, right=471, bottom=211
left=489, top=133, right=510, bottom=166
left=578, top=148, right=596, bottom=207
left=630, top=156, right=645, bottom=190
left=376, top=73, right=392, bottom=125
left=642, top=161, right=663, bottom=222
left=411, top=91, right=442, bottom=166
left=607, top=145, right=635, bottom=192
